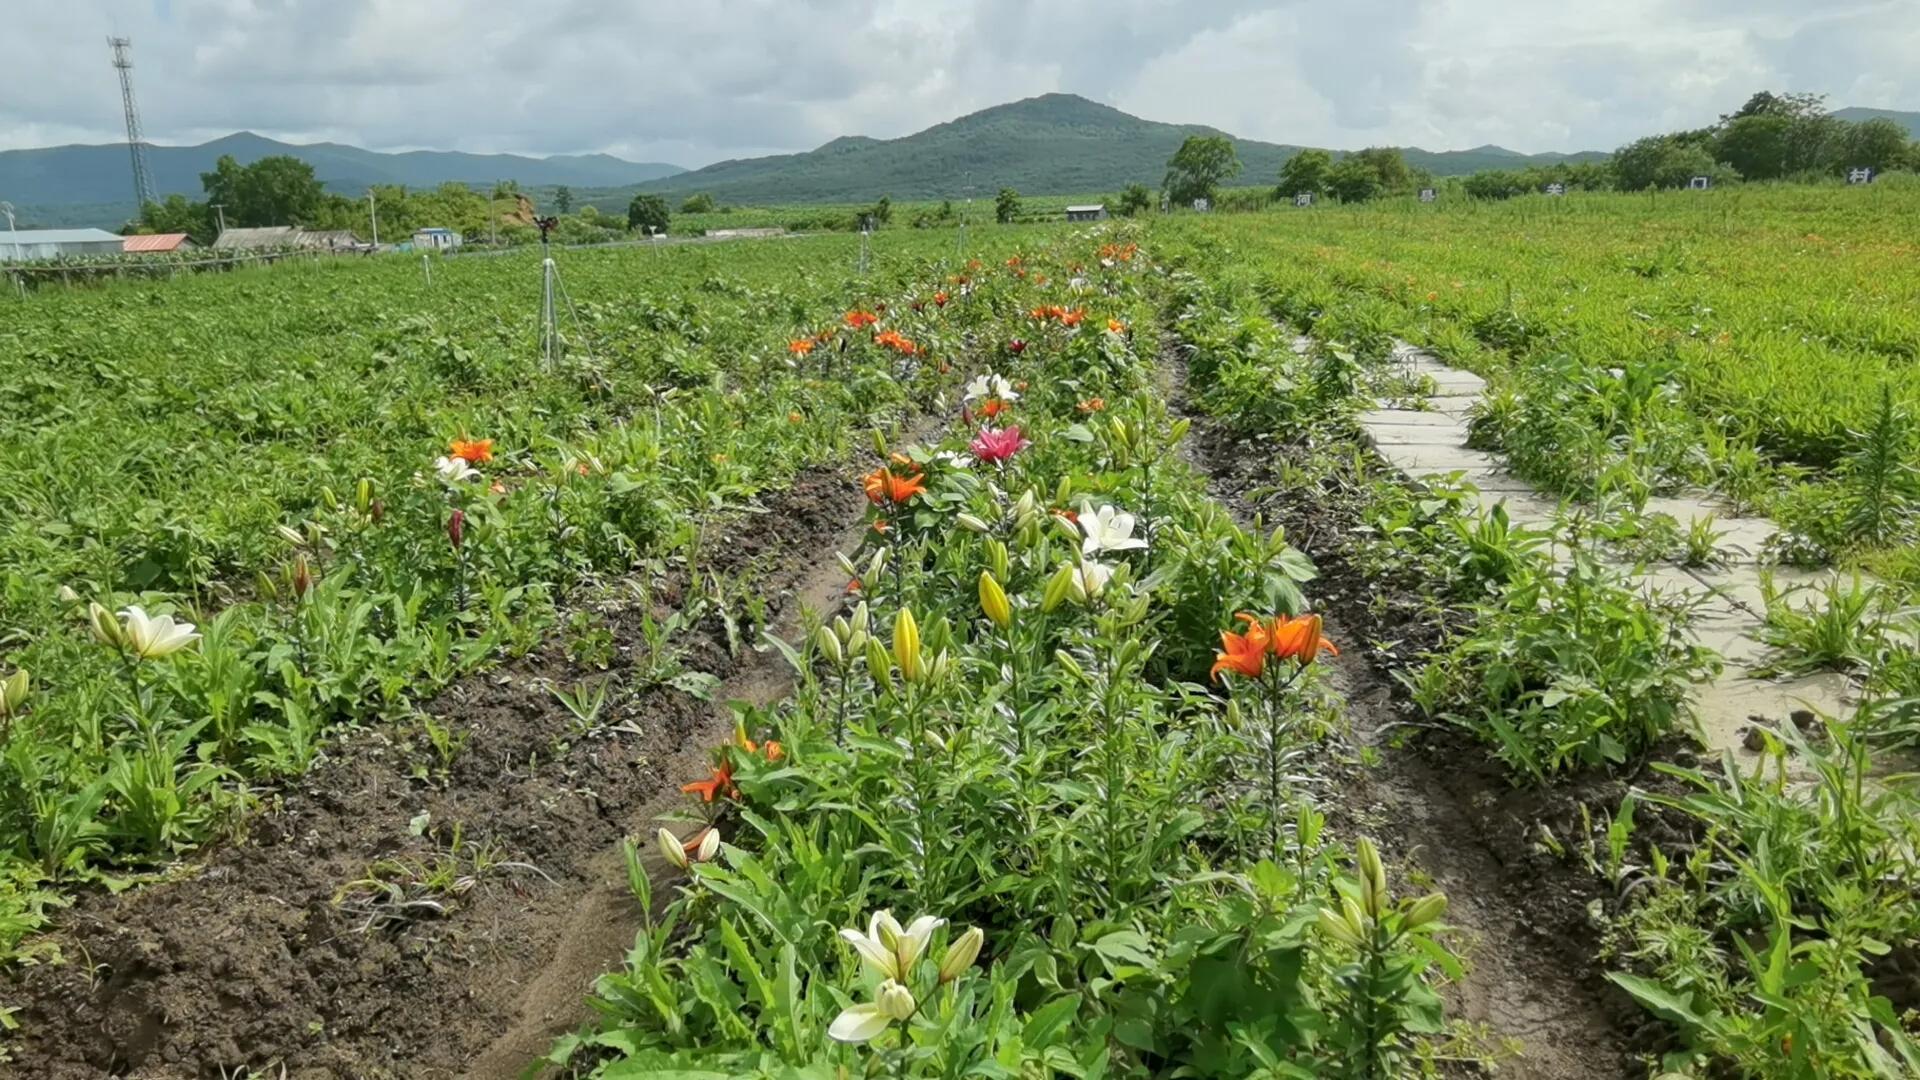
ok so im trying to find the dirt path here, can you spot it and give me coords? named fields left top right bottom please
left=1164, top=345, right=1639, bottom=1078
left=4, top=456, right=898, bottom=1080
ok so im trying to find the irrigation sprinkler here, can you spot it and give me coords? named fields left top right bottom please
left=422, top=254, right=432, bottom=285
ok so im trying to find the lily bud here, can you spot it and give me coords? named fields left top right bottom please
left=938, top=926, right=984, bottom=983
left=275, top=524, right=306, bottom=547
left=1404, top=892, right=1447, bottom=931
left=1052, top=649, right=1086, bottom=682
left=846, top=629, right=870, bottom=656
left=1341, top=895, right=1371, bottom=937
left=447, top=508, right=466, bottom=550
left=1317, top=906, right=1364, bottom=948
left=56, top=584, right=81, bottom=605
left=871, top=428, right=890, bottom=461
left=956, top=512, right=990, bottom=534
left=986, top=539, right=1010, bottom=583
left=357, top=477, right=374, bottom=515
left=319, top=486, right=339, bottom=512
left=88, top=602, right=124, bottom=648
left=290, top=554, right=314, bottom=601
left=0, top=668, right=29, bottom=718
left=657, top=827, right=690, bottom=870
left=1041, top=563, right=1077, bottom=613
left=978, top=572, right=1012, bottom=630
left=255, top=570, right=280, bottom=602
left=864, top=637, right=893, bottom=693
left=892, top=610, right=923, bottom=683
left=924, top=615, right=952, bottom=656
left=864, top=548, right=888, bottom=584
left=877, top=979, right=916, bottom=1022
left=930, top=650, right=954, bottom=683
left=693, top=827, right=722, bottom=863
left=1053, top=474, right=1072, bottom=507
left=851, top=601, right=871, bottom=638
left=1356, top=837, right=1388, bottom=918
left=1052, top=513, right=1082, bottom=546
left=923, top=728, right=948, bottom=753
left=815, top=624, right=844, bottom=667
left=837, top=552, right=860, bottom=579
left=369, top=499, right=386, bottom=524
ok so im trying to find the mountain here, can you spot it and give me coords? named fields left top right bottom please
left=1831, top=107, right=1920, bottom=138
left=0, top=131, right=684, bottom=210
left=626, top=94, right=1609, bottom=204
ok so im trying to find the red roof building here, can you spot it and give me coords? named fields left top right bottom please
left=123, top=233, right=196, bottom=254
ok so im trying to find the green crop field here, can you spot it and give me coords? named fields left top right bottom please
left=1, top=194, right=1915, bottom=1078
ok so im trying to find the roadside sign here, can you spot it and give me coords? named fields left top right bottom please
left=1418, top=188, right=1436, bottom=203
left=1545, top=183, right=1566, bottom=196
left=1848, top=167, right=1875, bottom=185
left=1192, top=198, right=1210, bottom=212
left=1294, top=192, right=1313, bottom=207
left=1689, top=176, right=1711, bottom=190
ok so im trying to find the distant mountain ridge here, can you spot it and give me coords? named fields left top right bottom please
left=0, top=132, right=684, bottom=210
left=626, top=94, right=1611, bottom=204
left=1831, top=107, right=1920, bottom=138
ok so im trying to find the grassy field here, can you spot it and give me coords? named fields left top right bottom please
left=1157, top=185, right=1920, bottom=583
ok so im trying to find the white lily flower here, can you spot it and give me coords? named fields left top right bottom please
left=434, top=455, right=481, bottom=484
left=1072, top=561, right=1114, bottom=602
left=838, top=910, right=946, bottom=982
left=1078, top=504, right=1147, bottom=556
left=889, top=913, right=946, bottom=973
left=933, top=449, right=975, bottom=469
left=963, top=373, right=1019, bottom=402
left=828, top=1001, right=893, bottom=1043
left=118, top=606, right=201, bottom=660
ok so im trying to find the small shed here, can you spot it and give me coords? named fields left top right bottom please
left=413, top=227, right=462, bottom=251
left=295, top=230, right=363, bottom=251
left=1064, top=204, right=1107, bottom=222
left=0, top=228, right=128, bottom=261
left=213, top=226, right=301, bottom=251
left=123, top=233, right=197, bottom=255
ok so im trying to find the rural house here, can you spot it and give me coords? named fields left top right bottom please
left=122, top=233, right=197, bottom=254
left=0, top=228, right=127, bottom=260
left=1065, top=204, right=1108, bottom=222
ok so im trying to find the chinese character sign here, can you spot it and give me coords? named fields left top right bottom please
left=1848, top=167, right=1874, bottom=185
left=1689, top=176, right=1711, bottom=190
left=1545, top=183, right=1566, bottom=196
left=1192, top=198, right=1210, bottom=212
left=1418, top=188, right=1436, bottom=203
left=1294, top=193, right=1313, bottom=208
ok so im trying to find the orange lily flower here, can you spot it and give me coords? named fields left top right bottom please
left=1107, top=318, right=1128, bottom=334
left=844, top=310, right=880, bottom=329
left=979, top=398, right=1009, bottom=419
left=1077, top=397, right=1106, bottom=413
left=862, top=468, right=926, bottom=506
left=737, top=731, right=785, bottom=762
left=1211, top=627, right=1267, bottom=683
left=681, top=760, right=736, bottom=803
left=788, top=338, right=816, bottom=356
left=449, top=438, right=494, bottom=464
left=933, top=291, right=949, bottom=307
left=788, top=411, right=804, bottom=424
left=1059, top=309, right=1086, bottom=328
left=1272, top=614, right=1339, bottom=664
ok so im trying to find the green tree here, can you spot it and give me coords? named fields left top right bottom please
left=1716, top=114, right=1793, bottom=179
left=680, top=192, right=717, bottom=214
left=1347, top=147, right=1412, bottom=193
left=199, top=154, right=328, bottom=227
left=1722, top=90, right=1828, bottom=123
left=554, top=185, right=573, bottom=214
left=1837, top=118, right=1914, bottom=174
left=1613, top=135, right=1718, bottom=190
left=995, top=187, right=1021, bottom=224
left=1116, top=182, right=1154, bottom=216
left=627, top=193, right=669, bottom=233
left=1164, top=134, right=1241, bottom=206
left=866, top=195, right=892, bottom=227
left=1276, top=149, right=1332, bottom=197
left=135, top=194, right=215, bottom=244
left=1326, top=156, right=1383, bottom=203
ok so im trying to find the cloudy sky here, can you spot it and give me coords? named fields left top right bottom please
left=4, top=0, right=1916, bottom=165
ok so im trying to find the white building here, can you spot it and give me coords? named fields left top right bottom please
left=0, top=228, right=128, bottom=261
left=413, top=227, right=462, bottom=251
left=1065, top=204, right=1108, bottom=222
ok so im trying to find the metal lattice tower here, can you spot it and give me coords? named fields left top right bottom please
left=108, top=36, right=157, bottom=207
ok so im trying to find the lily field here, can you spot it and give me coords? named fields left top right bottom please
left=0, top=185, right=1916, bottom=1078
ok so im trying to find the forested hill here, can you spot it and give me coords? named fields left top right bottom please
left=627, top=93, right=1605, bottom=204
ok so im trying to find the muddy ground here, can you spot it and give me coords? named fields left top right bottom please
left=1167, top=347, right=1659, bottom=1079
left=5, top=463, right=876, bottom=1080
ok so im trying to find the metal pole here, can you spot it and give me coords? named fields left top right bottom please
left=211, top=203, right=227, bottom=236
left=542, top=257, right=557, bottom=363
left=368, top=192, right=379, bottom=247
left=422, top=254, right=431, bottom=285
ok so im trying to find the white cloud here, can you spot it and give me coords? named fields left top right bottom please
left=0, top=0, right=1913, bottom=161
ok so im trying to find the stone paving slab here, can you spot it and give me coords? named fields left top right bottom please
left=1353, top=337, right=1870, bottom=763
